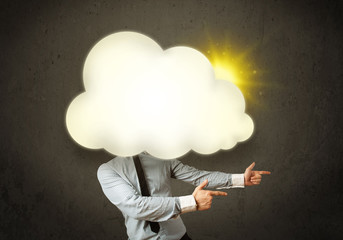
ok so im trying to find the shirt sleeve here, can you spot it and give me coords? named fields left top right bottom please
left=170, top=159, right=245, bottom=189
left=179, top=195, right=197, bottom=213
left=231, top=174, right=245, bottom=188
left=97, top=163, right=182, bottom=222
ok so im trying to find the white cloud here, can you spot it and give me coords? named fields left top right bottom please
left=66, top=31, right=254, bottom=159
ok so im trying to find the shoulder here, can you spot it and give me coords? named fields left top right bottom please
left=97, top=156, right=129, bottom=178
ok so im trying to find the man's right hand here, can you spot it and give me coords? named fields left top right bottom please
left=192, top=179, right=228, bottom=211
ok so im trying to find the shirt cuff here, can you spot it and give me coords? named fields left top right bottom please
left=231, top=174, right=245, bottom=188
left=179, top=195, right=197, bottom=213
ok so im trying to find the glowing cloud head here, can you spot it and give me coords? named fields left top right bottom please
left=66, top=31, right=254, bottom=159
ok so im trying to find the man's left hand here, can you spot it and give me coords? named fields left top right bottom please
left=244, top=162, right=271, bottom=186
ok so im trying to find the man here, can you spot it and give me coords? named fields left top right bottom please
left=97, top=152, right=270, bottom=240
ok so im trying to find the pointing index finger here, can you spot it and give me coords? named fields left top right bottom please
left=256, top=171, right=271, bottom=175
left=209, top=191, right=228, bottom=196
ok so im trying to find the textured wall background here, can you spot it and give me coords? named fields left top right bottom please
left=1, top=0, right=342, bottom=239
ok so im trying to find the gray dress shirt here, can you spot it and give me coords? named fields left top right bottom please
left=97, top=153, right=244, bottom=240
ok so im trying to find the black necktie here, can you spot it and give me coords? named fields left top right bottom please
left=133, top=155, right=160, bottom=233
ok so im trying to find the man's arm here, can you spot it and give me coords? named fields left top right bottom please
left=171, top=160, right=271, bottom=211
left=97, top=163, right=180, bottom=221
left=170, top=159, right=244, bottom=189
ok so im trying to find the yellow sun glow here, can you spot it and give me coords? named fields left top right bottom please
left=205, top=42, right=262, bottom=99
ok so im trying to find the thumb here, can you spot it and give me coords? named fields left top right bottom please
left=196, top=179, right=208, bottom=190
left=247, top=162, right=255, bottom=170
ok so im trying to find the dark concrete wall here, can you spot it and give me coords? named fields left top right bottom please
left=1, top=0, right=342, bottom=239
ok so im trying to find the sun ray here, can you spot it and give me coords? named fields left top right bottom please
left=199, top=31, right=267, bottom=106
